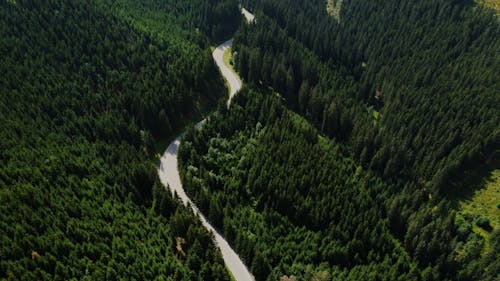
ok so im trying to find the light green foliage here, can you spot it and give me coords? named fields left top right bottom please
left=460, top=168, right=500, bottom=232
left=457, top=164, right=500, bottom=255
left=476, top=0, right=500, bottom=12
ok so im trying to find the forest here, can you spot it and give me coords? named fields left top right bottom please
left=1, top=0, right=498, bottom=280
left=180, top=88, right=498, bottom=280
left=0, top=0, right=240, bottom=279
left=235, top=0, right=499, bottom=191
left=179, top=0, right=499, bottom=280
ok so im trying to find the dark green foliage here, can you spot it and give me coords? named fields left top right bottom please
left=234, top=0, right=499, bottom=192
left=251, top=252, right=271, bottom=281
left=180, top=86, right=499, bottom=280
left=476, top=216, right=492, bottom=231
left=226, top=0, right=498, bottom=279
left=179, top=89, right=423, bottom=280
left=110, top=0, right=242, bottom=43
left=0, top=0, right=232, bottom=279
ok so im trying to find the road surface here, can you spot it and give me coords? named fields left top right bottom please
left=241, top=7, right=255, bottom=23
left=212, top=39, right=241, bottom=107
left=158, top=8, right=255, bottom=281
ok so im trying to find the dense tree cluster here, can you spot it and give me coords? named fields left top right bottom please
left=180, top=88, right=498, bottom=281
left=231, top=0, right=499, bottom=278
left=235, top=0, right=499, bottom=192
left=109, top=0, right=242, bottom=43
left=179, top=0, right=499, bottom=279
left=2, top=0, right=498, bottom=279
left=0, top=0, right=233, bottom=279
left=180, top=89, right=403, bottom=280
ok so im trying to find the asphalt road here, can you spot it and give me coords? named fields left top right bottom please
left=157, top=8, right=255, bottom=281
left=212, top=39, right=241, bottom=107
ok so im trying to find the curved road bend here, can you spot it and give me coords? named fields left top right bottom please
left=212, top=39, right=241, bottom=107
left=158, top=8, right=255, bottom=281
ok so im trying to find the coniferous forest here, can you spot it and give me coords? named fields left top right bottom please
left=179, top=0, right=499, bottom=280
left=1, top=0, right=499, bottom=280
left=0, top=0, right=239, bottom=279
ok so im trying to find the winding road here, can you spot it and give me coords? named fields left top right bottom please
left=212, top=38, right=241, bottom=107
left=158, top=8, right=255, bottom=281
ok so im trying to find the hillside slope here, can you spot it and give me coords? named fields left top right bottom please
left=185, top=0, right=499, bottom=280
left=0, top=0, right=237, bottom=279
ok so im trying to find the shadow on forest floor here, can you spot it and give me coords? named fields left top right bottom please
left=448, top=151, right=500, bottom=239
left=448, top=151, right=499, bottom=204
